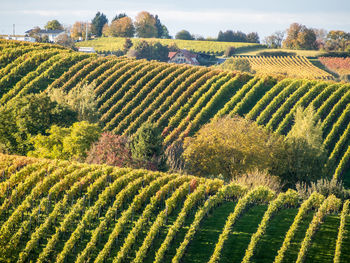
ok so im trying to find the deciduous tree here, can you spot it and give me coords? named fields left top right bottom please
left=183, top=116, right=283, bottom=181
left=0, top=93, right=76, bottom=155
left=134, top=11, right=158, bottom=38
left=263, top=31, right=285, bottom=48
left=283, top=23, right=317, bottom=50
left=108, top=16, right=135, bottom=37
left=71, top=22, right=92, bottom=40
left=175, top=30, right=194, bottom=40
left=29, top=121, right=101, bottom=161
left=44, top=20, right=63, bottom=30
left=282, top=106, right=327, bottom=185
left=246, top=32, right=260, bottom=43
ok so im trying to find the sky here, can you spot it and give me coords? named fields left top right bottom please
left=0, top=0, right=350, bottom=39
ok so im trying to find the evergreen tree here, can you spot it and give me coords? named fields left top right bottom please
left=112, top=13, right=127, bottom=22
left=130, top=122, right=165, bottom=170
left=91, top=12, right=108, bottom=37
left=155, top=15, right=163, bottom=38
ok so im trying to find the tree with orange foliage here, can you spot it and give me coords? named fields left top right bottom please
left=134, top=11, right=158, bottom=38
left=71, top=22, right=91, bottom=40
left=283, top=23, right=317, bottom=50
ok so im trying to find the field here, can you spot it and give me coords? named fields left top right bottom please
left=227, top=56, right=334, bottom=80
left=235, top=48, right=326, bottom=57
left=319, top=57, right=350, bottom=76
left=76, top=37, right=264, bottom=55
left=0, top=154, right=349, bottom=263
left=1, top=40, right=350, bottom=185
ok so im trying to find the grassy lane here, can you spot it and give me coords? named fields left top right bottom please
left=182, top=202, right=236, bottom=263
left=339, top=215, right=350, bottom=263
left=253, top=208, right=299, bottom=263
left=305, top=215, right=340, bottom=263
left=282, top=212, right=315, bottom=262
left=162, top=208, right=198, bottom=262
left=143, top=206, right=184, bottom=263
left=220, top=205, right=268, bottom=262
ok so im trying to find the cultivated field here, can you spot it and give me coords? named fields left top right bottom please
left=0, top=154, right=349, bottom=263
left=76, top=37, right=263, bottom=55
left=1, top=40, right=350, bottom=185
left=235, top=48, right=326, bottom=57
left=230, top=56, right=334, bottom=80
left=319, top=57, right=350, bottom=76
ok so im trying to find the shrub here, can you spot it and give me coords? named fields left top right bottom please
left=29, top=121, right=101, bottom=161
left=231, top=169, right=284, bottom=193
left=86, top=132, right=133, bottom=167
left=183, top=115, right=283, bottom=181
left=224, top=46, right=236, bottom=57
left=257, top=51, right=297, bottom=57
left=220, top=58, right=253, bottom=73
left=296, top=178, right=349, bottom=200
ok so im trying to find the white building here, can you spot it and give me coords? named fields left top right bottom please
left=2, top=36, right=36, bottom=42
left=78, top=47, right=96, bottom=53
left=25, top=29, right=66, bottom=42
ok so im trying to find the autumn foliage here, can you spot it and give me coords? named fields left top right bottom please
left=319, top=57, right=350, bottom=76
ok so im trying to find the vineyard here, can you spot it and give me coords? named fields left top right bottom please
left=76, top=37, right=263, bottom=55
left=231, top=56, right=334, bottom=80
left=0, top=154, right=349, bottom=263
left=319, top=57, right=350, bottom=76
left=1, top=39, right=350, bottom=185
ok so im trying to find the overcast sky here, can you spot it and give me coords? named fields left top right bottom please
left=1, top=0, right=350, bottom=39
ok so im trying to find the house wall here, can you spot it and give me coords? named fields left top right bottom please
left=170, top=53, right=192, bottom=64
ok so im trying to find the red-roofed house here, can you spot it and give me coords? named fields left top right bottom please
left=168, top=49, right=199, bottom=65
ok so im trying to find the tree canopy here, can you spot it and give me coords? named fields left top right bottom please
left=0, top=93, right=76, bottom=155
left=134, top=11, right=158, bottom=38
left=183, top=116, right=283, bottom=181
left=283, top=23, right=317, bottom=50
left=71, top=22, right=91, bottom=40
left=44, top=20, right=63, bottom=30
left=91, top=12, right=108, bottom=37
left=29, top=121, right=101, bottom=161
left=104, top=16, right=135, bottom=37
left=127, top=40, right=169, bottom=62
left=175, top=30, right=194, bottom=40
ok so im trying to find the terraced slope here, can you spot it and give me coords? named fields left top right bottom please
left=0, top=154, right=348, bottom=263
left=1, top=40, right=350, bottom=184
left=232, top=56, right=334, bottom=80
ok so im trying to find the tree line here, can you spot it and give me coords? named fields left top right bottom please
left=28, top=12, right=350, bottom=54
left=264, top=23, right=350, bottom=52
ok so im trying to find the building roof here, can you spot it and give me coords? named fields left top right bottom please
left=168, top=52, right=177, bottom=59
left=25, top=29, right=65, bottom=34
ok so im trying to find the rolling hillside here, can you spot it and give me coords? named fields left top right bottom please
left=76, top=37, right=263, bottom=55
left=229, top=56, right=334, bottom=80
left=0, top=154, right=349, bottom=263
left=1, top=40, right=350, bottom=184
